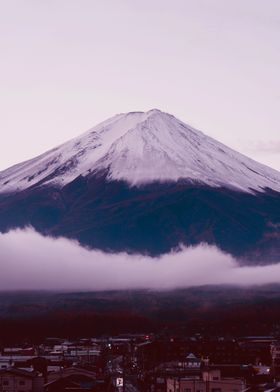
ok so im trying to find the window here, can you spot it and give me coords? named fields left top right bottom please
left=211, top=389, right=221, bottom=392
left=19, top=380, right=26, bottom=386
left=213, top=377, right=219, bottom=380
left=2, top=380, right=9, bottom=386
left=184, top=389, right=191, bottom=392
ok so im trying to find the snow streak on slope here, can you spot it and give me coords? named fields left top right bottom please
left=1, top=109, right=280, bottom=194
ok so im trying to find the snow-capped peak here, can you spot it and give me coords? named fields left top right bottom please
left=1, top=109, right=280, bottom=194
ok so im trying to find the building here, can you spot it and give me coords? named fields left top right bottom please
left=271, top=341, right=280, bottom=375
left=166, top=369, right=244, bottom=392
left=0, top=368, right=43, bottom=392
left=44, top=367, right=105, bottom=392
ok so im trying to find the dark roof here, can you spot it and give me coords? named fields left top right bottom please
left=0, top=368, right=37, bottom=378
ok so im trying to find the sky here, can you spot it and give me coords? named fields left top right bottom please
left=1, top=229, right=280, bottom=291
left=0, top=0, right=279, bottom=171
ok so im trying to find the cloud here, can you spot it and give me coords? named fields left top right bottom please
left=0, top=228, right=280, bottom=291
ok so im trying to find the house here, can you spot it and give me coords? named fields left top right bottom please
left=44, top=367, right=105, bottom=392
left=0, top=368, right=43, bottom=392
left=166, top=368, right=244, bottom=392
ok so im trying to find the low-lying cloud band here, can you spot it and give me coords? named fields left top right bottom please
left=0, top=229, right=280, bottom=291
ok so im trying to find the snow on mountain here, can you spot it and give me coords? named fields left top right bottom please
left=1, top=109, right=280, bottom=194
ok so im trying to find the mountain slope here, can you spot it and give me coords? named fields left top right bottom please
left=0, top=109, right=280, bottom=264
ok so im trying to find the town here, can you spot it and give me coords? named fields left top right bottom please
left=1, top=333, right=280, bottom=392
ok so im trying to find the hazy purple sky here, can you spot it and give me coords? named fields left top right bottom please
left=0, top=0, right=279, bottom=171
left=0, top=229, right=280, bottom=291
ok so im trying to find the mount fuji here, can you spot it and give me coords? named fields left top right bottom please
left=0, top=109, right=280, bottom=263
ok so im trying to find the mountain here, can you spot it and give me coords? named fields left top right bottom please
left=0, top=109, right=280, bottom=263
left=1, top=109, right=280, bottom=194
